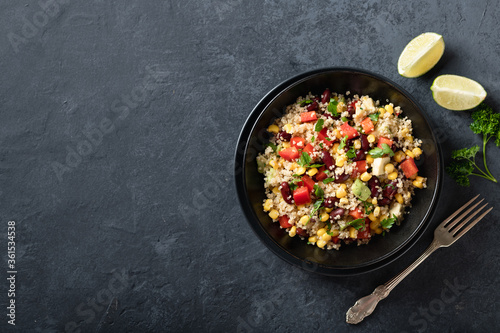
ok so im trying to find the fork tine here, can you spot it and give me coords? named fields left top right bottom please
left=454, top=207, right=493, bottom=240
left=446, top=199, right=485, bottom=231
left=442, top=194, right=481, bottom=228
left=451, top=203, right=488, bottom=235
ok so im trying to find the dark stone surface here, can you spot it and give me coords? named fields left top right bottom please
left=0, top=0, right=499, bottom=332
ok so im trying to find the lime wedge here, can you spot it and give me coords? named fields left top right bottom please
left=398, top=32, right=445, bottom=78
left=430, top=75, right=487, bottom=111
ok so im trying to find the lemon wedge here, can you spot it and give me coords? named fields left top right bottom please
left=398, top=32, right=445, bottom=78
left=430, top=75, right=487, bottom=111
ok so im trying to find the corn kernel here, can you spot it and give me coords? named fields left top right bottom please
left=322, top=233, right=332, bottom=242
left=368, top=213, right=378, bottom=222
left=360, top=172, right=372, bottom=182
left=340, top=183, right=347, bottom=190
left=332, top=129, right=341, bottom=139
left=269, top=210, right=279, bottom=220
left=412, top=147, right=422, bottom=158
left=384, top=163, right=395, bottom=174
left=263, top=199, right=273, bottom=211
left=370, top=220, right=380, bottom=230
left=317, top=228, right=326, bottom=236
left=367, top=134, right=376, bottom=143
left=388, top=171, right=398, bottom=180
left=330, top=229, right=340, bottom=237
left=308, top=168, right=318, bottom=177
left=337, top=102, right=346, bottom=113
left=406, top=135, right=414, bottom=143
left=320, top=213, right=330, bottom=222
left=325, top=208, right=333, bottom=213
left=349, top=227, right=358, bottom=239
left=401, top=128, right=409, bottom=136
left=299, top=215, right=310, bottom=225
left=289, top=163, right=297, bottom=171
left=375, top=227, right=383, bottom=234
left=395, top=193, right=404, bottom=204
left=378, top=107, right=386, bottom=115
left=308, top=236, right=317, bottom=244
left=394, top=151, right=406, bottom=163
left=296, top=166, right=306, bottom=175
left=267, top=124, right=279, bottom=133
left=373, top=206, right=381, bottom=217
left=316, top=239, right=327, bottom=248
left=372, top=197, right=378, bottom=205
left=332, top=142, right=340, bottom=154
left=269, top=160, right=278, bottom=169
left=297, top=205, right=305, bottom=210
left=413, top=180, right=424, bottom=189
left=339, top=198, right=349, bottom=205
left=272, top=187, right=280, bottom=195
left=289, top=226, right=297, bottom=237
left=336, top=188, right=347, bottom=198
left=336, top=156, right=346, bottom=167
left=282, top=142, right=291, bottom=148
left=354, top=140, right=361, bottom=149
left=405, top=150, right=415, bottom=158
left=283, top=124, right=293, bottom=133
left=366, top=155, right=374, bottom=164
left=385, top=104, right=394, bottom=114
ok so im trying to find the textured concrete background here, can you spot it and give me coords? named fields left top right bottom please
left=0, top=0, right=499, bottom=332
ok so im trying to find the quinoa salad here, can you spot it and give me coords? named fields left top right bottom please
left=257, top=88, right=427, bottom=250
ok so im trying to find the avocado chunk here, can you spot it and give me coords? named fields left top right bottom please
left=352, top=179, right=371, bottom=201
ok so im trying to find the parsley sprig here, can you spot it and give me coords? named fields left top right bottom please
left=340, top=218, right=366, bottom=231
left=380, top=214, right=398, bottom=229
left=368, top=143, right=394, bottom=158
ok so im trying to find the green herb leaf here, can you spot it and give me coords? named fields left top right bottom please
left=314, top=119, right=324, bottom=132
left=363, top=201, right=374, bottom=214
left=307, top=199, right=324, bottom=224
left=311, top=135, right=315, bottom=142
left=341, top=116, right=348, bottom=122
left=289, top=183, right=298, bottom=191
left=299, top=99, right=312, bottom=107
left=322, top=177, right=336, bottom=184
left=308, top=164, right=324, bottom=168
left=327, top=100, right=339, bottom=116
left=338, top=135, right=348, bottom=150
left=297, top=152, right=312, bottom=167
left=368, top=143, right=394, bottom=158
left=380, top=214, right=398, bottom=229
left=340, top=218, right=366, bottom=231
left=319, top=142, right=324, bottom=148
left=451, top=146, right=480, bottom=160
left=368, top=113, right=380, bottom=122
left=313, top=184, right=324, bottom=199
left=346, top=147, right=356, bottom=159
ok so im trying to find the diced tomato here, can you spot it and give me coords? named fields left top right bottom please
left=317, top=127, right=334, bottom=147
left=301, top=175, right=315, bottom=192
left=315, top=166, right=328, bottom=181
left=290, top=137, right=306, bottom=149
left=400, top=157, right=419, bottom=178
left=279, top=215, right=293, bottom=228
left=360, top=117, right=374, bottom=134
left=349, top=208, right=364, bottom=220
left=349, top=101, right=357, bottom=109
left=340, top=122, right=359, bottom=139
left=332, top=236, right=340, bottom=244
left=357, top=219, right=371, bottom=239
left=303, top=143, right=314, bottom=155
left=300, top=111, right=317, bottom=123
left=293, top=186, right=311, bottom=206
left=351, top=160, right=367, bottom=178
left=377, top=137, right=393, bottom=148
left=297, top=227, right=308, bottom=237
left=278, top=147, right=300, bottom=161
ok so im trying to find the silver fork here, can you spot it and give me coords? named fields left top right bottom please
left=346, top=194, right=492, bottom=324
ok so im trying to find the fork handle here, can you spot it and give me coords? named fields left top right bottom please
left=346, top=239, right=441, bottom=324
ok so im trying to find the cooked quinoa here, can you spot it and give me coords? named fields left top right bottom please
left=257, top=89, right=427, bottom=250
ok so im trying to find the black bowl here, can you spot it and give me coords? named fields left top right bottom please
left=235, top=68, right=442, bottom=276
